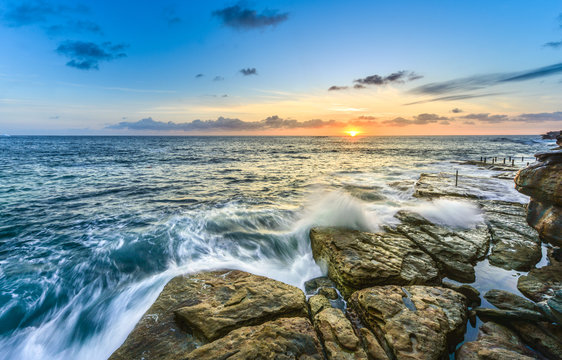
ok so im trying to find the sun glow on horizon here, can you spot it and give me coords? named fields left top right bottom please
left=345, top=130, right=360, bottom=137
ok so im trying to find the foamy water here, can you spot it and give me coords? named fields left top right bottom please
left=0, top=135, right=554, bottom=359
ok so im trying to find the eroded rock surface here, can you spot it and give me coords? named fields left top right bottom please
left=518, top=247, right=562, bottom=302
left=110, top=270, right=307, bottom=360
left=394, top=210, right=489, bottom=282
left=184, top=317, right=324, bottom=360
left=456, top=322, right=536, bottom=360
left=349, top=285, right=467, bottom=360
left=310, top=227, right=439, bottom=298
left=313, top=308, right=368, bottom=360
left=414, top=172, right=508, bottom=199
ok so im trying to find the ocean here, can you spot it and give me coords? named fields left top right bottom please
left=0, top=135, right=555, bottom=359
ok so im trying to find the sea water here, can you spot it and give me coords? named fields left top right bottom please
left=0, top=135, right=554, bottom=359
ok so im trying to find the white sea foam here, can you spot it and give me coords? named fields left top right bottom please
left=407, top=198, right=484, bottom=228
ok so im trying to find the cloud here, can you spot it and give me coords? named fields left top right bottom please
left=212, top=4, right=288, bottom=30
left=163, top=6, right=181, bottom=25
left=213, top=76, right=224, bottom=81
left=2, top=1, right=99, bottom=35
left=463, top=121, right=475, bottom=125
left=195, top=73, right=204, bottom=78
left=353, top=84, right=366, bottom=89
left=56, top=41, right=128, bottom=70
left=328, top=85, right=348, bottom=91
left=544, top=40, right=562, bottom=49
left=354, top=71, right=422, bottom=86
left=240, top=67, right=257, bottom=76
left=382, top=113, right=449, bottom=127
left=404, top=93, right=502, bottom=105
left=459, top=111, right=562, bottom=124
left=451, top=108, right=463, bottom=113
left=45, top=20, right=102, bottom=35
left=106, top=116, right=338, bottom=132
left=411, top=62, right=562, bottom=96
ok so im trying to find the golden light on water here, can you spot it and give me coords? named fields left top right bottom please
left=345, top=130, right=360, bottom=137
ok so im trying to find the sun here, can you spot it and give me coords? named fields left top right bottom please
left=345, top=130, right=360, bottom=137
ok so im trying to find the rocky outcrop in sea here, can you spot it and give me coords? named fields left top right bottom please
left=109, top=150, right=562, bottom=359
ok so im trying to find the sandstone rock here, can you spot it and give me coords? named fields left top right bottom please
left=313, top=308, right=368, bottom=359
left=305, top=277, right=337, bottom=295
left=184, top=317, right=324, bottom=360
left=110, top=270, right=307, bottom=360
left=319, top=287, right=339, bottom=300
left=518, top=248, right=562, bottom=302
left=443, top=281, right=481, bottom=306
left=482, top=201, right=542, bottom=271
left=308, top=294, right=332, bottom=317
left=484, top=289, right=540, bottom=312
left=455, top=322, right=536, bottom=360
left=349, top=285, right=467, bottom=360
left=310, top=228, right=439, bottom=298
left=526, top=200, right=562, bottom=246
left=474, top=307, right=546, bottom=322
left=394, top=210, right=489, bottom=282
left=510, top=321, right=562, bottom=360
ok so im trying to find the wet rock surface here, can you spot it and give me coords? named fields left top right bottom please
left=184, top=317, right=324, bottom=360
left=394, top=210, right=489, bottom=282
left=349, top=285, right=468, bottom=360
left=518, top=247, right=562, bottom=302
left=313, top=308, right=368, bottom=360
left=110, top=270, right=308, bottom=359
left=515, top=150, right=562, bottom=245
left=456, top=322, right=536, bottom=360
left=310, top=227, right=439, bottom=298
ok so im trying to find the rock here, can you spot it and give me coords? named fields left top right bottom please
left=526, top=200, right=562, bottom=246
left=482, top=200, right=542, bottom=271
left=456, top=322, right=537, bottom=360
left=349, top=285, right=467, bottom=360
left=109, top=270, right=308, bottom=360
left=484, top=289, right=540, bottom=312
left=394, top=210, right=489, bottom=282
left=515, top=151, right=562, bottom=245
left=308, top=294, right=332, bottom=317
left=184, top=317, right=324, bottom=360
left=305, top=276, right=337, bottom=295
left=319, top=287, right=339, bottom=300
left=547, top=290, right=562, bottom=323
left=357, top=328, right=390, bottom=360
left=515, top=155, right=562, bottom=205
left=510, top=321, right=562, bottom=360
left=541, top=130, right=562, bottom=140
left=310, top=227, right=439, bottom=298
left=460, top=160, right=521, bottom=172
left=414, top=172, right=512, bottom=199
left=474, top=307, right=546, bottom=322
left=174, top=271, right=307, bottom=341
left=518, top=248, right=562, bottom=302
left=443, top=281, right=481, bottom=306
left=313, top=308, right=368, bottom=359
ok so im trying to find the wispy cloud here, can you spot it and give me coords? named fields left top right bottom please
left=382, top=113, right=449, bottom=127
left=460, top=111, right=562, bottom=123
left=195, top=73, right=204, bottom=78
left=544, top=40, right=562, bottom=49
left=354, top=71, right=422, bottom=86
left=213, top=75, right=224, bottom=81
left=106, top=116, right=338, bottom=131
left=2, top=1, right=86, bottom=27
left=328, top=85, right=348, bottom=91
left=45, top=20, right=102, bottom=36
left=451, top=108, right=463, bottom=113
left=56, top=41, right=128, bottom=70
left=404, top=93, right=503, bottom=105
left=240, top=67, right=257, bottom=76
left=212, top=4, right=288, bottom=30
left=410, top=62, right=562, bottom=96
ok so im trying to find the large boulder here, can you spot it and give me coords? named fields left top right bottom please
left=184, top=317, right=324, bottom=360
left=456, top=322, right=536, bottom=360
left=349, top=285, right=467, bottom=360
left=393, top=210, right=489, bottom=282
left=313, top=308, right=369, bottom=360
left=484, top=289, right=540, bottom=312
left=309, top=227, right=439, bottom=298
left=109, top=270, right=308, bottom=360
left=481, top=200, right=542, bottom=271
left=515, top=150, right=562, bottom=245
left=518, top=247, right=562, bottom=302
left=509, top=321, right=562, bottom=360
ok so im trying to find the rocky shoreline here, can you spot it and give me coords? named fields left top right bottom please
left=109, top=148, right=561, bottom=360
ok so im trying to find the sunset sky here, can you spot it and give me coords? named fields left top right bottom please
left=1, top=0, right=562, bottom=135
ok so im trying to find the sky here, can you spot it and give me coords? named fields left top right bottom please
left=1, top=0, right=562, bottom=136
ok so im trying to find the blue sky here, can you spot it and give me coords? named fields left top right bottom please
left=1, top=0, right=562, bottom=135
